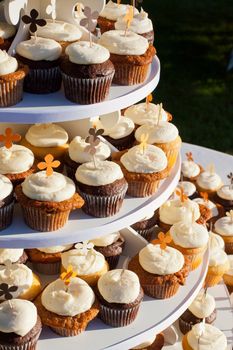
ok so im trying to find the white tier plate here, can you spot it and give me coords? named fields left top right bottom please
left=0, top=57, right=160, bottom=124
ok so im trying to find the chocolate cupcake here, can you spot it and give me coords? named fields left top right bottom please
left=131, top=210, right=158, bottom=241
left=177, top=181, right=198, bottom=200
left=0, top=174, right=14, bottom=230
left=96, top=269, right=144, bottom=327
left=61, top=41, right=115, bottom=104
left=0, top=21, right=16, bottom=51
left=0, top=299, right=42, bottom=350
left=215, top=185, right=233, bottom=213
left=0, top=248, right=27, bottom=265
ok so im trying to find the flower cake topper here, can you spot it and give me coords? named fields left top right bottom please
left=60, top=265, right=77, bottom=286
left=176, top=187, right=188, bottom=203
left=76, top=3, right=84, bottom=15
left=46, top=0, right=56, bottom=21
left=85, top=128, right=104, bottom=168
left=38, top=154, right=61, bottom=176
left=226, top=210, right=233, bottom=223
left=200, top=192, right=209, bottom=203
left=80, top=7, right=99, bottom=46
left=154, top=232, right=172, bottom=254
left=0, top=128, right=21, bottom=149
left=4, top=259, right=18, bottom=278
left=123, top=5, right=134, bottom=35
left=207, top=163, right=215, bottom=175
left=186, top=152, right=194, bottom=162
left=227, top=172, right=233, bottom=189
left=0, top=283, right=18, bottom=300
left=22, top=9, right=47, bottom=37
left=75, top=241, right=94, bottom=254
left=139, top=133, right=149, bottom=154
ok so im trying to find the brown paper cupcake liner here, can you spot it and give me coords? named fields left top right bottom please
left=0, top=329, right=41, bottom=350
left=142, top=282, right=180, bottom=299
left=112, top=63, right=150, bottom=86
left=179, top=318, right=194, bottom=334
left=24, top=66, right=62, bottom=94
left=224, top=241, right=233, bottom=255
left=50, top=326, right=84, bottom=337
left=32, top=261, right=61, bottom=275
left=62, top=72, right=114, bottom=104
left=99, top=303, right=140, bottom=327
left=105, top=255, right=121, bottom=270
left=0, top=78, right=24, bottom=107
left=132, top=226, right=156, bottom=241
left=127, top=180, right=160, bottom=197
left=0, top=201, right=14, bottom=231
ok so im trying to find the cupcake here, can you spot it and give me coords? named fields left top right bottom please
left=214, top=213, right=233, bottom=254
left=64, top=136, right=111, bottom=181
left=0, top=299, right=42, bottom=350
left=15, top=171, right=84, bottom=232
left=61, top=243, right=109, bottom=286
left=209, top=231, right=225, bottom=251
left=75, top=160, right=127, bottom=217
left=204, top=248, right=229, bottom=287
left=182, top=323, right=227, bottom=350
left=0, top=145, right=36, bottom=187
left=26, top=244, right=73, bottom=275
left=0, top=174, right=14, bottom=230
left=117, top=144, right=168, bottom=197
left=176, top=181, right=198, bottom=200
left=181, top=160, right=203, bottom=183
left=21, top=123, right=69, bottom=163
left=135, top=121, right=182, bottom=171
left=179, top=290, right=216, bottom=334
left=0, top=50, right=27, bottom=107
left=193, top=196, right=224, bottom=224
left=215, top=184, right=233, bottom=213
left=89, top=232, right=125, bottom=269
left=96, top=269, right=143, bottom=327
left=0, top=249, right=27, bottom=265
left=115, top=8, right=154, bottom=44
left=61, top=41, right=115, bottom=104
left=131, top=210, right=158, bottom=241
left=99, top=30, right=156, bottom=85
left=0, top=21, right=16, bottom=51
left=130, top=334, right=165, bottom=350
left=0, top=263, right=42, bottom=301
left=16, top=36, right=62, bottom=94
left=128, top=243, right=189, bottom=299
left=223, top=255, right=233, bottom=294
left=196, top=170, right=223, bottom=199
left=170, top=221, right=209, bottom=270
left=35, top=277, right=99, bottom=337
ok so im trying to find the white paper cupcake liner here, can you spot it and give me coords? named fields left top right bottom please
left=99, top=303, right=140, bottom=327
left=0, top=201, right=14, bottom=231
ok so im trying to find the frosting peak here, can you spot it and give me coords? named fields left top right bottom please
left=0, top=50, right=18, bottom=76
left=187, top=324, right=227, bottom=350
left=189, top=291, right=216, bottom=318
left=217, top=185, right=233, bottom=200
left=214, top=216, right=233, bottom=237
left=90, top=232, right=121, bottom=247
left=66, top=41, right=110, bottom=65
left=170, top=221, right=209, bottom=248
left=115, top=8, right=153, bottom=34
left=197, top=171, right=222, bottom=191
left=36, top=19, right=82, bottom=42
left=159, top=199, right=200, bottom=225
left=100, top=1, right=138, bottom=21
left=181, top=160, right=200, bottom=178
left=16, top=37, right=62, bottom=61
left=0, top=249, right=23, bottom=264
left=96, top=116, right=135, bottom=139
left=124, top=103, right=169, bottom=125
left=0, top=145, right=34, bottom=175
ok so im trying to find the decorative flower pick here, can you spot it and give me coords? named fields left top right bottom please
left=0, top=283, right=18, bottom=300
left=155, top=232, right=172, bottom=255
left=22, top=9, right=46, bottom=38
left=38, top=154, right=61, bottom=176
left=186, top=152, right=194, bottom=162
left=139, top=133, right=149, bottom=154
left=85, top=128, right=104, bottom=168
left=227, top=172, right=233, bottom=190
left=156, top=103, right=163, bottom=125
left=207, top=163, right=215, bottom=174
left=76, top=3, right=84, bottom=15
left=146, top=93, right=153, bottom=111
left=226, top=210, right=233, bottom=224
left=60, top=265, right=77, bottom=288
left=46, top=0, right=56, bottom=22
left=0, top=128, right=21, bottom=149
left=75, top=241, right=94, bottom=254
left=175, top=187, right=188, bottom=203
left=123, top=5, right=134, bottom=36
left=80, top=7, right=99, bottom=47
left=200, top=192, right=209, bottom=203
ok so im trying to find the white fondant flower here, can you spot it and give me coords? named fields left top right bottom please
left=75, top=241, right=94, bottom=254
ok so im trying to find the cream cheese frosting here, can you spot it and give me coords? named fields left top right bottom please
left=66, top=41, right=110, bottom=65
left=131, top=335, right=156, bottom=350
left=115, top=8, right=153, bottom=34
left=90, top=232, right=121, bottom=247
left=124, top=103, right=169, bottom=125
left=0, top=174, right=13, bottom=201
left=0, top=21, right=16, bottom=39
left=0, top=145, right=34, bottom=175
left=0, top=299, right=37, bottom=337
left=41, top=277, right=95, bottom=317
left=187, top=323, right=227, bottom=350
left=100, top=1, right=137, bottom=21
left=135, top=122, right=179, bottom=144
left=177, top=181, right=196, bottom=197
left=121, top=144, right=167, bottom=173
left=197, top=171, right=222, bottom=191
left=139, top=244, right=184, bottom=275
left=217, top=185, right=233, bottom=200
left=159, top=199, right=200, bottom=225
left=36, top=19, right=82, bottom=42
left=209, top=248, right=229, bottom=267
left=99, top=30, right=149, bottom=56
left=170, top=222, right=209, bottom=248
left=193, top=197, right=218, bottom=217
left=37, top=244, right=73, bottom=254
left=0, top=263, right=33, bottom=300
left=0, top=50, right=18, bottom=76
left=225, top=255, right=233, bottom=276
left=75, top=160, right=124, bottom=186
left=98, top=269, right=140, bottom=303
left=69, top=136, right=111, bottom=164
left=16, top=36, right=62, bottom=61
left=0, top=249, right=24, bottom=264
left=25, top=123, right=68, bottom=147
left=96, top=116, right=134, bottom=139
left=22, top=171, right=75, bottom=202
left=181, top=160, right=200, bottom=178
left=209, top=231, right=225, bottom=251
left=189, top=291, right=216, bottom=318
left=214, top=216, right=233, bottom=237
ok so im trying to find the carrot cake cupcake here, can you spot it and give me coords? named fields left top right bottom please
left=131, top=210, right=158, bottom=241
left=205, top=247, right=229, bottom=287
left=215, top=184, right=233, bottom=213
left=223, top=255, right=233, bottom=294
left=0, top=174, right=14, bottom=230
left=196, top=170, right=223, bottom=199
left=0, top=248, right=27, bottom=265
left=181, top=160, right=202, bottom=183
left=214, top=212, right=233, bottom=254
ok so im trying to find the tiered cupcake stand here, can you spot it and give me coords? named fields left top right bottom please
left=0, top=0, right=232, bottom=349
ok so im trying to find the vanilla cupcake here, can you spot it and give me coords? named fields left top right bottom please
left=0, top=174, right=14, bottom=230
left=181, top=160, right=202, bottom=183
left=170, top=221, right=209, bottom=270
left=0, top=248, right=27, bottom=265
left=193, top=197, right=224, bottom=224
left=209, top=231, right=225, bottom=251
left=214, top=214, right=233, bottom=254
left=61, top=243, right=109, bottom=286
left=196, top=170, right=223, bottom=199
left=223, top=255, right=233, bottom=294
left=205, top=248, right=229, bottom=287
left=135, top=121, right=182, bottom=170
left=0, top=21, right=16, bottom=50
left=0, top=263, right=42, bottom=301
left=215, top=184, right=233, bottom=213
left=177, top=181, right=198, bottom=200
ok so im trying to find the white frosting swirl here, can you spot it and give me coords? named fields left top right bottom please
left=98, top=269, right=140, bottom=303
left=187, top=324, right=227, bottom=350
left=41, top=277, right=95, bottom=317
left=0, top=21, right=16, bottom=39
left=115, top=8, right=153, bottom=34
left=25, top=123, right=68, bottom=147
left=0, top=264, right=33, bottom=300
left=0, top=145, right=34, bottom=175
left=214, top=216, right=233, bottom=237
left=209, top=248, right=229, bottom=267
left=209, top=231, right=225, bottom=251
left=181, top=160, right=200, bottom=178
left=36, top=19, right=82, bottom=42
left=0, top=174, right=13, bottom=201
left=177, top=181, right=196, bottom=197
left=121, top=144, right=167, bottom=173
left=139, top=244, right=184, bottom=275
left=69, top=136, right=111, bottom=164
left=170, top=222, right=209, bottom=248
left=189, top=291, right=216, bottom=318
left=16, top=37, right=62, bottom=61
left=225, top=255, right=233, bottom=276
left=217, top=185, right=233, bottom=200
left=197, top=171, right=222, bottom=191
left=0, top=50, right=18, bottom=76
left=99, top=30, right=149, bottom=56
left=0, top=300, right=37, bottom=337
left=96, top=116, right=134, bottom=139
left=22, top=171, right=75, bottom=202
left=0, top=249, right=24, bottom=264
left=131, top=335, right=156, bottom=350
left=135, top=122, right=179, bottom=144
left=90, top=232, right=121, bottom=247
left=159, top=199, right=200, bottom=225
left=75, top=160, right=123, bottom=186
left=124, top=103, right=169, bottom=125
left=61, top=248, right=106, bottom=275
left=193, top=198, right=218, bottom=217
left=66, top=41, right=110, bottom=65
left=37, top=244, right=73, bottom=254
left=100, top=1, right=137, bottom=21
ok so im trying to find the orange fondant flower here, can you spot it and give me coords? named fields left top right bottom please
left=0, top=128, right=21, bottom=149
left=60, top=265, right=77, bottom=286
left=37, top=154, right=60, bottom=176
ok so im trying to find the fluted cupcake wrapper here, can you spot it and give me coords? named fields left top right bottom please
left=0, top=329, right=41, bottom=350
left=132, top=226, right=156, bottom=241
left=142, top=282, right=180, bottom=299
left=105, top=255, right=120, bottom=270
left=179, top=318, right=195, bottom=335
left=112, top=63, right=150, bottom=86
left=224, top=241, right=233, bottom=255
left=24, top=66, right=62, bottom=94
left=32, top=261, right=61, bottom=275
left=0, top=201, right=14, bottom=231
left=204, top=271, right=224, bottom=288
left=0, top=79, right=24, bottom=107
left=62, top=72, right=114, bottom=104
left=99, top=303, right=140, bottom=327
left=127, top=180, right=160, bottom=198
left=50, top=326, right=84, bottom=337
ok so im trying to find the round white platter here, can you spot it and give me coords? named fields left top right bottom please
left=36, top=227, right=209, bottom=350
left=0, top=57, right=160, bottom=124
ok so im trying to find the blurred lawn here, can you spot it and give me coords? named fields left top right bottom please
left=142, top=0, right=233, bottom=153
